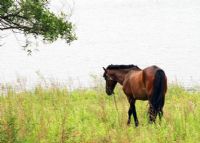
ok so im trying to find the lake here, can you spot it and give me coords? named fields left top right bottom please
left=0, top=0, right=200, bottom=89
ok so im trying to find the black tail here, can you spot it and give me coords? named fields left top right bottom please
left=151, top=69, right=166, bottom=114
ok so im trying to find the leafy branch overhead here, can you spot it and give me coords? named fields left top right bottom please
left=0, top=0, right=77, bottom=43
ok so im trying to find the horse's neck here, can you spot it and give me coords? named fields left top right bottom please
left=113, top=70, right=130, bottom=85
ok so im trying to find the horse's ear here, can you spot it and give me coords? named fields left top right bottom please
left=103, top=67, right=106, bottom=71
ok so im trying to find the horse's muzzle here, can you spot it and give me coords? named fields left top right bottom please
left=106, top=89, right=114, bottom=95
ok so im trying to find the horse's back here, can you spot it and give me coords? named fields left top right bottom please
left=123, top=65, right=167, bottom=101
left=123, top=70, right=148, bottom=100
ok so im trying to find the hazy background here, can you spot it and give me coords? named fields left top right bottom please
left=0, top=0, right=200, bottom=89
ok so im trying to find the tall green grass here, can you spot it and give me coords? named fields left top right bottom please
left=0, top=84, right=200, bottom=143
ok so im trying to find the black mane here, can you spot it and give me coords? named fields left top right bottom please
left=106, top=64, right=140, bottom=70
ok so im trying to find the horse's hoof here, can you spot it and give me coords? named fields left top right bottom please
left=135, top=122, right=139, bottom=127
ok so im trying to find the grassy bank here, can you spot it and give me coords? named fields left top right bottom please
left=0, top=84, right=200, bottom=143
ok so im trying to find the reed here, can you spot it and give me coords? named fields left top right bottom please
left=0, top=83, right=199, bottom=143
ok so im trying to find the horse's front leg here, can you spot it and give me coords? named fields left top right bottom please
left=127, top=98, right=139, bottom=127
left=132, top=101, right=139, bottom=127
left=127, top=105, right=132, bottom=125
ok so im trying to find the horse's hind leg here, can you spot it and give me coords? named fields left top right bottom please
left=158, top=109, right=163, bottom=120
left=148, top=103, right=157, bottom=123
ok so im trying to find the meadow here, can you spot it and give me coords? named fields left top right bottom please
left=0, top=81, right=200, bottom=143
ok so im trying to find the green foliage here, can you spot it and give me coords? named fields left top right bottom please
left=0, top=0, right=76, bottom=43
left=0, top=84, right=200, bottom=143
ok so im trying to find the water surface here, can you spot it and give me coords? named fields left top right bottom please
left=0, top=0, right=200, bottom=89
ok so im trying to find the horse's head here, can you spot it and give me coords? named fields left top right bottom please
left=103, top=67, right=117, bottom=95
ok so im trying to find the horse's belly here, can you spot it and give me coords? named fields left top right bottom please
left=133, top=89, right=148, bottom=100
left=134, top=94, right=148, bottom=100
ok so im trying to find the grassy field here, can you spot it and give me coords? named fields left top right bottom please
left=0, top=83, right=200, bottom=143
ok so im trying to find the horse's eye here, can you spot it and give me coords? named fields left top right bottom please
left=108, top=77, right=113, bottom=80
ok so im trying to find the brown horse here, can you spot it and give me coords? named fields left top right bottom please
left=103, top=64, right=167, bottom=127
